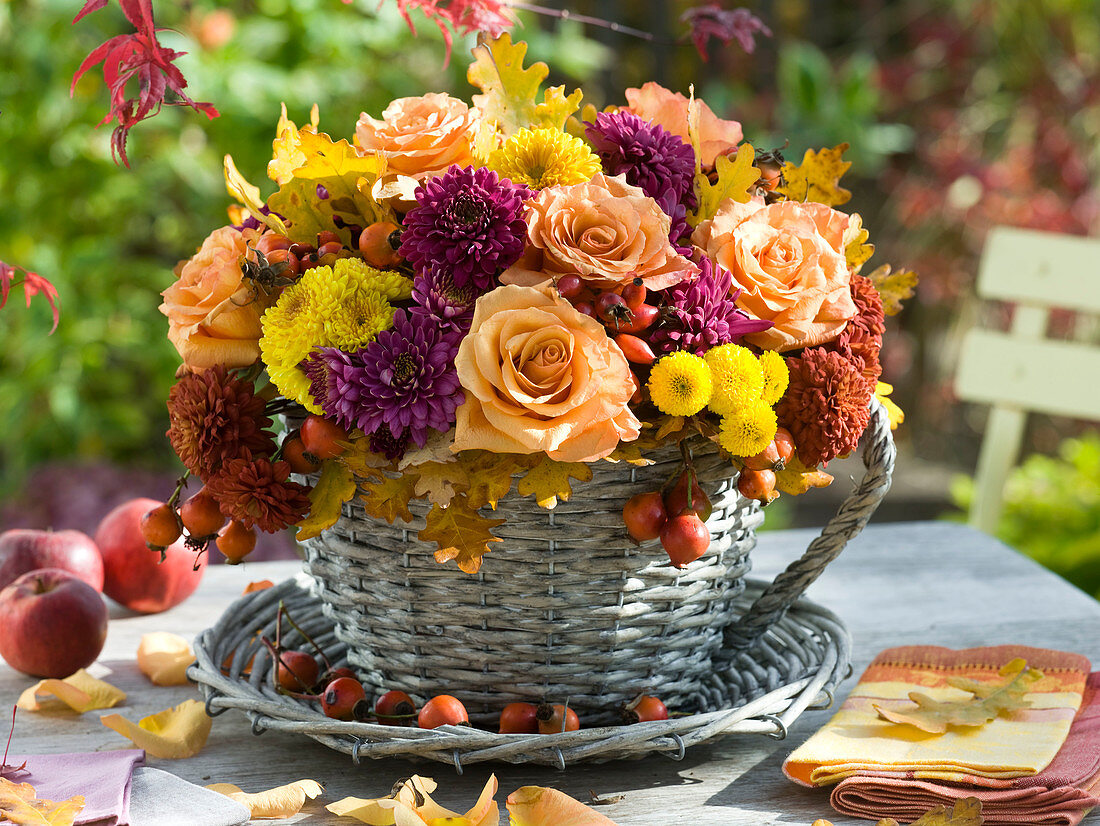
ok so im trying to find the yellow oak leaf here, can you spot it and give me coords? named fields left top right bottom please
left=604, top=442, right=652, bottom=467
left=419, top=495, right=505, bottom=574
left=268, top=102, right=320, bottom=185
left=467, top=34, right=581, bottom=136
left=844, top=212, right=875, bottom=271
left=876, top=381, right=905, bottom=430
left=358, top=472, right=420, bottom=524
left=517, top=456, right=593, bottom=509
left=507, top=786, right=620, bottom=826
left=223, top=155, right=288, bottom=236
left=101, top=699, right=213, bottom=759
left=688, top=144, right=759, bottom=228
left=867, top=263, right=918, bottom=316
left=412, top=461, right=467, bottom=508
left=0, top=777, right=85, bottom=826
left=136, top=632, right=195, bottom=686
left=875, top=658, right=1042, bottom=734
left=295, top=460, right=357, bottom=541
left=267, top=131, right=392, bottom=247
left=338, top=433, right=390, bottom=482
left=208, top=780, right=323, bottom=819
left=655, top=416, right=688, bottom=442
left=776, top=143, right=852, bottom=206
left=16, top=670, right=125, bottom=713
left=775, top=454, right=834, bottom=496
left=459, top=451, right=531, bottom=510
left=909, top=798, right=983, bottom=826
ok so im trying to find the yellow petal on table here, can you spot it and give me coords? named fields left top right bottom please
left=207, top=780, right=323, bottom=818
left=0, top=776, right=85, bottom=826
left=330, top=776, right=502, bottom=826
left=16, top=669, right=125, bottom=713
left=100, top=699, right=212, bottom=759
left=136, top=633, right=195, bottom=686
left=506, top=786, right=620, bottom=826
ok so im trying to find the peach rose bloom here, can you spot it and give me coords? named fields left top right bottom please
left=624, top=82, right=742, bottom=168
left=355, top=93, right=479, bottom=179
left=452, top=283, right=641, bottom=463
left=161, top=226, right=272, bottom=371
left=692, top=199, right=857, bottom=352
left=501, top=174, right=697, bottom=291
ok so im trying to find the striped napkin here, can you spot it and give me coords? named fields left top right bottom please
left=783, top=645, right=1091, bottom=788
left=828, top=671, right=1100, bottom=826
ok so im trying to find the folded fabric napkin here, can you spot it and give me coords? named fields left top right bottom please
left=128, top=767, right=250, bottom=826
left=784, top=645, right=1091, bottom=787
left=829, top=671, right=1100, bottom=826
left=7, top=750, right=145, bottom=826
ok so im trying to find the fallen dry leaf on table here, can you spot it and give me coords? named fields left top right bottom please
left=507, top=785, right=620, bottom=826
left=812, top=798, right=983, bottom=826
left=207, top=779, right=323, bottom=818
left=875, top=658, right=1041, bottom=734
left=136, top=633, right=195, bottom=686
left=243, top=580, right=274, bottom=594
left=16, top=670, right=125, bottom=713
left=100, top=699, right=212, bottom=759
left=328, top=774, right=498, bottom=825
left=0, top=776, right=85, bottom=826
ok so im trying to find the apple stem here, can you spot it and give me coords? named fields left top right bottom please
left=279, top=600, right=334, bottom=672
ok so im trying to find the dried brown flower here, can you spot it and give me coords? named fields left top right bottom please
left=829, top=273, right=886, bottom=384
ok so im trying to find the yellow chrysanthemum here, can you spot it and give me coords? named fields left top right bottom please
left=648, top=352, right=713, bottom=417
left=759, top=349, right=790, bottom=405
left=704, top=344, right=765, bottom=416
left=260, top=260, right=399, bottom=410
left=486, top=127, right=601, bottom=190
left=719, top=402, right=778, bottom=458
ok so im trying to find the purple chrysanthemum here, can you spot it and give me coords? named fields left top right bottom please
left=652, top=257, right=774, bottom=355
left=306, top=310, right=464, bottom=448
left=410, top=265, right=484, bottom=333
left=586, top=111, right=697, bottom=241
left=369, top=424, right=411, bottom=462
left=399, top=165, right=532, bottom=291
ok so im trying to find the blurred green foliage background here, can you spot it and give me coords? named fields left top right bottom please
left=1, top=0, right=1098, bottom=582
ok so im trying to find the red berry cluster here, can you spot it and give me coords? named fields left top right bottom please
left=140, top=492, right=254, bottom=564
left=622, top=468, right=713, bottom=568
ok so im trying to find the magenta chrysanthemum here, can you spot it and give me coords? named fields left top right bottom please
left=652, top=257, right=773, bottom=355
left=410, top=265, right=484, bottom=333
left=585, top=111, right=697, bottom=241
left=399, top=165, right=531, bottom=290
left=306, top=310, right=464, bottom=448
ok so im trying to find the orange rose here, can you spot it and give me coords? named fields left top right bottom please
left=501, top=174, right=697, bottom=291
left=354, top=93, right=480, bottom=179
left=452, top=283, right=641, bottom=463
left=160, top=226, right=271, bottom=371
left=624, top=82, right=742, bottom=167
left=692, top=200, right=857, bottom=352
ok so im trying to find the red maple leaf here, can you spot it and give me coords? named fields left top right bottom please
left=389, top=0, right=514, bottom=64
left=680, top=4, right=772, bottom=61
left=1, top=261, right=60, bottom=334
left=71, top=0, right=219, bottom=166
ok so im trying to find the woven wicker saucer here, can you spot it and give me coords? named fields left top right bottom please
left=189, top=574, right=851, bottom=770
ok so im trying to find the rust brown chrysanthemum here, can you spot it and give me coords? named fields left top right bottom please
left=204, top=455, right=311, bottom=533
left=829, top=273, right=885, bottom=384
left=775, top=348, right=874, bottom=467
left=167, top=366, right=276, bottom=480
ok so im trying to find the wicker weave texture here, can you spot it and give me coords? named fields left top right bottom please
left=304, top=443, right=763, bottom=725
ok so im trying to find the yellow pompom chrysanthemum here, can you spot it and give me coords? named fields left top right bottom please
left=648, top=351, right=713, bottom=417
left=260, top=260, right=404, bottom=411
left=704, top=344, right=765, bottom=416
left=718, top=402, right=778, bottom=458
left=759, top=349, right=790, bottom=405
left=486, top=127, right=601, bottom=190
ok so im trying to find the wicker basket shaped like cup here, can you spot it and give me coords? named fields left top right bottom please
left=302, top=400, right=895, bottom=727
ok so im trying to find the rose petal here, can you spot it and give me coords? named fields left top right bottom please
left=136, top=632, right=195, bottom=686
left=0, top=777, right=85, bottom=826
left=16, top=670, right=126, bottom=714
left=242, top=580, right=275, bottom=594
left=207, top=780, right=323, bottom=818
left=506, top=786, right=620, bottom=826
left=100, top=699, right=212, bottom=759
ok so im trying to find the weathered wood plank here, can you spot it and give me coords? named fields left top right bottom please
left=2, top=523, right=1098, bottom=825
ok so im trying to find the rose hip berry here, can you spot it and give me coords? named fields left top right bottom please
left=622, top=491, right=667, bottom=542
left=300, top=415, right=348, bottom=460
left=498, top=702, right=540, bottom=734
left=660, top=509, right=710, bottom=568
left=622, top=694, right=669, bottom=724
left=140, top=503, right=182, bottom=548
left=418, top=695, right=469, bottom=729
left=374, top=689, right=417, bottom=726
left=276, top=650, right=320, bottom=692
left=536, top=703, right=580, bottom=734
left=321, top=676, right=369, bottom=721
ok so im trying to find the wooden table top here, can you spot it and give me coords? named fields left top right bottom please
left=4, top=521, right=1100, bottom=825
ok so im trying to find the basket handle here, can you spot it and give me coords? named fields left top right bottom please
left=724, top=397, right=896, bottom=650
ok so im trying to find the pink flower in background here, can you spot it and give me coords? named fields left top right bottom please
left=0, top=261, right=59, bottom=333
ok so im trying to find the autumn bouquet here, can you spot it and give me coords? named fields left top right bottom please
left=153, top=34, right=909, bottom=574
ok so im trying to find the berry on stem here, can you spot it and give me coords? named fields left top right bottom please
left=300, top=415, right=348, bottom=460
left=622, top=491, right=667, bottom=542
left=276, top=650, right=320, bottom=692
left=660, top=509, right=710, bottom=568
left=536, top=703, right=580, bottom=734
left=375, top=689, right=417, bottom=726
left=622, top=694, right=669, bottom=723
left=180, top=488, right=226, bottom=538
left=664, top=469, right=712, bottom=522
left=321, top=676, right=369, bottom=721
left=141, top=503, right=182, bottom=548
left=282, top=433, right=322, bottom=475
left=737, top=468, right=779, bottom=504
left=215, top=520, right=256, bottom=564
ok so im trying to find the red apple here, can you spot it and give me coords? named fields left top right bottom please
left=0, top=529, right=105, bottom=592
left=94, top=498, right=206, bottom=614
left=0, top=568, right=109, bottom=677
